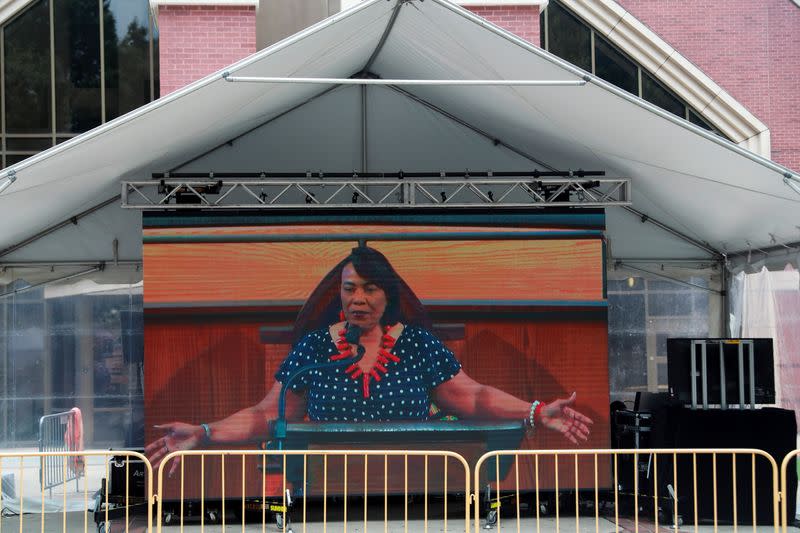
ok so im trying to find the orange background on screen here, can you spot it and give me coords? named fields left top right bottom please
left=144, top=225, right=602, bottom=304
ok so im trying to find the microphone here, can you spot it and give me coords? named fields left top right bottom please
left=344, top=324, right=364, bottom=356
left=272, top=323, right=365, bottom=449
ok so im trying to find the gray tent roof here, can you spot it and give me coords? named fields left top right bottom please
left=1, top=0, right=798, bottom=272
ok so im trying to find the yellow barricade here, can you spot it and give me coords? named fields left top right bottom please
left=0, top=450, right=153, bottom=533
left=474, top=448, right=780, bottom=533
left=2, top=447, right=792, bottom=533
left=156, top=449, right=471, bottom=533
left=779, top=449, right=800, bottom=533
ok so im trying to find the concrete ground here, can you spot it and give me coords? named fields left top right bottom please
left=0, top=451, right=117, bottom=513
left=0, top=513, right=792, bottom=533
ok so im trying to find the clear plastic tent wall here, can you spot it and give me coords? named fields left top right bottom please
left=0, top=273, right=143, bottom=450
left=606, top=263, right=722, bottom=404
left=730, top=266, right=800, bottom=424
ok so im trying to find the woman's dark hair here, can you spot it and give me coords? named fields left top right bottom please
left=292, top=245, right=430, bottom=342
left=348, top=246, right=401, bottom=326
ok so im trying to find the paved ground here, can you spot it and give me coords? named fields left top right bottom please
left=0, top=513, right=793, bottom=533
left=1, top=451, right=115, bottom=513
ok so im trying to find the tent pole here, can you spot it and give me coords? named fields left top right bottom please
left=622, top=205, right=723, bottom=258
left=0, top=266, right=102, bottom=299
left=613, top=258, right=718, bottom=264
left=721, top=256, right=730, bottom=337
left=361, top=0, right=405, bottom=73
left=616, top=262, right=721, bottom=294
left=0, top=196, right=120, bottom=259
left=223, top=75, right=588, bottom=87
left=362, top=85, right=368, bottom=172
left=1, top=260, right=140, bottom=268
left=726, top=239, right=800, bottom=259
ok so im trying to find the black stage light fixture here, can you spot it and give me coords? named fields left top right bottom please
left=158, top=179, right=223, bottom=204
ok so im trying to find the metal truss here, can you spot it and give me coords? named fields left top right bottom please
left=121, top=177, right=631, bottom=209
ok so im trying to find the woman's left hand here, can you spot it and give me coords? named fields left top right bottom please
left=539, top=392, right=593, bottom=445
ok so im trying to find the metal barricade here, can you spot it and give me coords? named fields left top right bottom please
left=779, top=449, right=800, bottom=533
left=474, top=448, right=780, bottom=533
left=0, top=450, right=153, bottom=533
left=39, top=409, right=84, bottom=494
left=156, top=449, right=471, bottom=533
left=4, top=446, right=786, bottom=533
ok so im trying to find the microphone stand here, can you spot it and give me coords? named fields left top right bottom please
left=272, top=326, right=364, bottom=450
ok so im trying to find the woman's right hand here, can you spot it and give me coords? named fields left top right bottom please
left=145, top=422, right=205, bottom=477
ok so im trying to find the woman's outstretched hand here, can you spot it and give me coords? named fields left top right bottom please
left=144, top=422, right=204, bottom=477
left=539, top=392, right=594, bottom=445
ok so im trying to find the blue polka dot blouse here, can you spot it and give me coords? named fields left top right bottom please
left=275, top=325, right=462, bottom=422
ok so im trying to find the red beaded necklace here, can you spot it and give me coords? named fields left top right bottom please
left=330, top=323, right=400, bottom=398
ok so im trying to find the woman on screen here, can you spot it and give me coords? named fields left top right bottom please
left=146, top=246, right=592, bottom=471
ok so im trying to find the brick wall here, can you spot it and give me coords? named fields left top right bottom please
left=159, top=5, right=257, bottom=96
left=465, top=5, right=541, bottom=45
left=617, top=0, right=800, bottom=171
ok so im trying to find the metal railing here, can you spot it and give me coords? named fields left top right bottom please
left=156, top=449, right=472, bottom=533
left=474, top=448, right=780, bottom=533
left=0, top=447, right=795, bottom=532
left=38, top=409, right=83, bottom=494
left=0, top=450, right=153, bottom=533
left=780, top=449, right=800, bottom=533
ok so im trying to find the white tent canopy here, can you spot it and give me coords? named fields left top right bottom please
left=1, top=0, right=798, bottom=275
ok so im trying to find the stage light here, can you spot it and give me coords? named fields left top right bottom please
left=0, top=173, right=16, bottom=194
left=785, top=174, right=800, bottom=196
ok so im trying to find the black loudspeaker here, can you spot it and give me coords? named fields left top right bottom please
left=611, top=394, right=679, bottom=496
left=667, top=338, right=775, bottom=406
left=657, top=407, right=796, bottom=524
left=108, top=453, right=147, bottom=504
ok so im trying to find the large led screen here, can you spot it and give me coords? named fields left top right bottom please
left=143, top=219, right=610, bottom=499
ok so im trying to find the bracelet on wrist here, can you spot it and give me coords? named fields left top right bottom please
left=525, top=401, right=541, bottom=431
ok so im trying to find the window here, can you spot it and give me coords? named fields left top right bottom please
left=545, top=2, right=591, bottom=72
left=688, top=108, right=718, bottom=134
left=1, top=0, right=158, bottom=168
left=104, top=0, right=154, bottom=121
left=542, top=0, right=728, bottom=139
left=3, top=0, right=52, bottom=134
left=594, top=36, right=638, bottom=96
left=641, top=71, right=684, bottom=118
left=54, top=0, right=103, bottom=133
left=607, top=272, right=717, bottom=402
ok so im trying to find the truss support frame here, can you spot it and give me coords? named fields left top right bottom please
left=122, top=177, right=631, bottom=210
